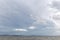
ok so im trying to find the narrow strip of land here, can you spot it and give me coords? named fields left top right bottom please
left=0, top=36, right=60, bottom=40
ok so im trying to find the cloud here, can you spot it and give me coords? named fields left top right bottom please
left=0, top=0, right=59, bottom=35
left=0, top=0, right=36, bottom=34
left=28, top=26, right=36, bottom=30
left=53, top=12, right=60, bottom=20
left=14, top=29, right=27, bottom=32
left=0, top=0, right=35, bottom=28
left=22, top=19, right=55, bottom=35
left=51, top=1, right=60, bottom=10
left=47, top=0, right=60, bottom=35
left=50, top=1, right=60, bottom=28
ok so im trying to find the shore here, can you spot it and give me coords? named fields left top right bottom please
left=0, top=36, right=59, bottom=40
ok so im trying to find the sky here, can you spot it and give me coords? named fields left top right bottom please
left=0, top=0, right=60, bottom=36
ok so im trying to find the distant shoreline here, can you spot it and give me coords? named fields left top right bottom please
left=0, top=35, right=60, bottom=37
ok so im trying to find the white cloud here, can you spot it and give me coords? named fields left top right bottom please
left=52, top=12, right=60, bottom=29
left=49, top=1, right=60, bottom=29
left=53, top=12, right=60, bottom=20
left=48, top=0, right=60, bottom=31
left=14, top=29, right=28, bottom=32
left=28, top=26, right=36, bottom=30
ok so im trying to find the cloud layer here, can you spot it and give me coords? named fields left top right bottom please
left=0, top=0, right=60, bottom=35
